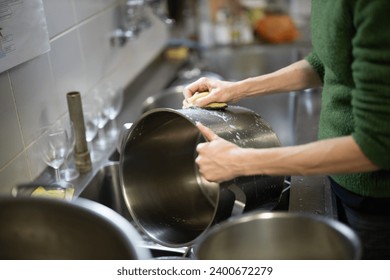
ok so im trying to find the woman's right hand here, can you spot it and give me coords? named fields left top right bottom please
left=182, top=77, right=239, bottom=108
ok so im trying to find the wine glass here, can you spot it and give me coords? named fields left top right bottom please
left=38, top=122, right=73, bottom=189
left=60, top=119, right=80, bottom=181
left=100, top=83, right=124, bottom=139
left=83, top=92, right=109, bottom=150
left=83, top=109, right=101, bottom=162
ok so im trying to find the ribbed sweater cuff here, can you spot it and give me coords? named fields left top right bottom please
left=305, top=52, right=325, bottom=82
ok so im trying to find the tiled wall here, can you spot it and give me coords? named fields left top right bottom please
left=0, top=0, right=169, bottom=195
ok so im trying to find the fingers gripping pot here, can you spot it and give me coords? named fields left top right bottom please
left=119, top=106, right=285, bottom=247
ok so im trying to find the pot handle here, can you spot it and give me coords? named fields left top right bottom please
left=227, top=184, right=246, bottom=216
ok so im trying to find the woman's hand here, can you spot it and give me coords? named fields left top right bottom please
left=195, top=122, right=243, bottom=182
left=183, top=77, right=239, bottom=108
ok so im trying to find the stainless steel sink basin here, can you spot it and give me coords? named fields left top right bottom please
left=79, top=162, right=132, bottom=222
left=78, top=161, right=189, bottom=258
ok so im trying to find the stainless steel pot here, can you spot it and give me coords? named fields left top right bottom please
left=0, top=197, right=151, bottom=259
left=194, top=211, right=362, bottom=260
left=120, top=106, right=285, bottom=247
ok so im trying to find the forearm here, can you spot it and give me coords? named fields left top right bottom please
left=239, top=136, right=379, bottom=176
left=234, top=59, right=323, bottom=99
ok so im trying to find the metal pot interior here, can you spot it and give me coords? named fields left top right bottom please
left=120, top=107, right=285, bottom=247
left=0, top=197, right=151, bottom=260
left=194, top=212, right=362, bottom=260
left=120, top=110, right=218, bottom=247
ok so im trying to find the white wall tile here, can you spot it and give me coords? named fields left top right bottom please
left=25, top=133, right=49, bottom=182
left=72, top=0, right=117, bottom=23
left=9, top=54, right=60, bottom=146
left=0, top=72, right=24, bottom=169
left=78, top=5, right=118, bottom=89
left=49, top=29, right=87, bottom=112
left=0, top=1, right=169, bottom=194
left=0, top=152, right=31, bottom=196
left=42, top=0, right=77, bottom=38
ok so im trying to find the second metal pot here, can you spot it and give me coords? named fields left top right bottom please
left=194, top=211, right=361, bottom=260
left=120, top=106, right=285, bottom=247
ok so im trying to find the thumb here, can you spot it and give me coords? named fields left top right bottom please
left=196, top=122, right=218, bottom=141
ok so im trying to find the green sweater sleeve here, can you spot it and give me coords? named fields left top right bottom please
left=305, top=51, right=325, bottom=82
left=350, top=0, right=390, bottom=169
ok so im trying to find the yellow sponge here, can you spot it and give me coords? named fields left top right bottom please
left=165, top=46, right=189, bottom=60
left=187, top=92, right=227, bottom=109
left=31, top=186, right=74, bottom=200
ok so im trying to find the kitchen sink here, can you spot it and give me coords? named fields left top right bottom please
left=77, top=43, right=321, bottom=258
left=78, top=160, right=189, bottom=258
left=78, top=162, right=131, bottom=221
left=77, top=156, right=288, bottom=259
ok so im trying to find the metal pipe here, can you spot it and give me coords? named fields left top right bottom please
left=66, top=91, right=92, bottom=173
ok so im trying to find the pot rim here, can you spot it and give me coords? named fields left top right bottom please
left=193, top=211, right=362, bottom=260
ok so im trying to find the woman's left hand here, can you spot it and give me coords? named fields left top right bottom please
left=195, top=122, right=243, bottom=182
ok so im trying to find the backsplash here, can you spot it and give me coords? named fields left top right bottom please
left=0, top=0, right=169, bottom=195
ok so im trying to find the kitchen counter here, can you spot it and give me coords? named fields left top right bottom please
left=289, top=175, right=336, bottom=218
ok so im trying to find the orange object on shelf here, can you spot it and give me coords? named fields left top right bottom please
left=255, top=14, right=299, bottom=43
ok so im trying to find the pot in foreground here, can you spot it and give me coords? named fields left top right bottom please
left=0, top=197, right=151, bottom=259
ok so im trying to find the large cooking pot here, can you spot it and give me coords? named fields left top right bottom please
left=0, top=197, right=151, bottom=259
left=194, top=211, right=362, bottom=260
left=120, top=106, right=285, bottom=247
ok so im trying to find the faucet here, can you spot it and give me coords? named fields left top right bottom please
left=111, top=0, right=174, bottom=46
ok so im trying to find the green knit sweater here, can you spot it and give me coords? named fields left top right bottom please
left=305, top=0, right=390, bottom=198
